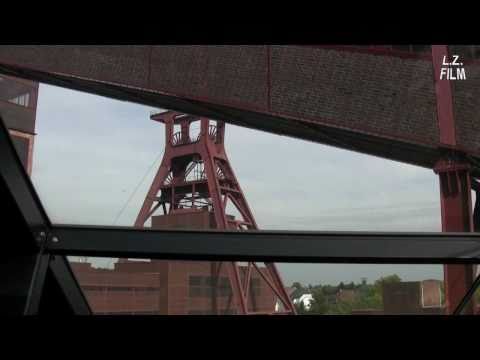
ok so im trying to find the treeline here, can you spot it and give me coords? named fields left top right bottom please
left=292, top=274, right=401, bottom=315
left=292, top=274, right=479, bottom=315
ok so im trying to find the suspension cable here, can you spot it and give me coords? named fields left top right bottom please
left=112, top=152, right=163, bottom=225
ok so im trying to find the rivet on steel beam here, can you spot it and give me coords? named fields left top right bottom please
left=36, top=231, right=46, bottom=243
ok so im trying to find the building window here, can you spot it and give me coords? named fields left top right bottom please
left=102, top=311, right=160, bottom=315
left=189, top=275, right=233, bottom=298
left=82, top=285, right=159, bottom=292
left=250, top=278, right=261, bottom=296
left=189, top=276, right=202, bottom=286
left=187, top=275, right=264, bottom=298
left=188, top=310, right=206, bottom=315
left=189, top=287, right=203, bottom=297
left=8, top=93, right=30, bottom=107
left=221, top=309, right=237, bottom=315
left=239, top=272, right=262, bottom=296
left=187, top=309, right=237, bottom=315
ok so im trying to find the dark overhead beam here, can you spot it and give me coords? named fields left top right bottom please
left=23, top=254, right=51, bottom=315
left=0, top=62, right=441, bottom=171
left=0, top=116, right=50, bottom=235
left=47, top=225, right=480, bottom=264
left=0, top=117, right=91, bottom=314
left=2, top=46, right=478, bottom=172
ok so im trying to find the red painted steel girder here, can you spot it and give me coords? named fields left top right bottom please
left=432, top=45, right=476, bottom=314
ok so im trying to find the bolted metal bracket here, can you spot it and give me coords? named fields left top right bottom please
left=35, top=230, right=61, bottom=248
left=35, top=230, right=48, bottom=247
left=433, top=158, right=471, bottom=175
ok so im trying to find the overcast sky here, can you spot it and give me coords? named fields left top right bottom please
left=30, top=83, right=445, bottom=285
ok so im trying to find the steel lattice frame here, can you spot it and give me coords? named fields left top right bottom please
left=134, top=111, right=295, bottom=314
left=1, top=45, right=480, bottom=315
left=2, top=114, right=480, bottom=315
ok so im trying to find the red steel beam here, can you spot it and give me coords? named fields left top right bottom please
left=432, top=46, right=457, bottom=148
left=432, top=45, right=475, bottom=314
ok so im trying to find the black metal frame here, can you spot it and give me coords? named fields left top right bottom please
left=0, top=117, right=90, bottom=315
left=48, top=225, right=480, bottom=264
left=2, top=105, right=480, bottom=314
left=453, top=272, right=480, bottom=315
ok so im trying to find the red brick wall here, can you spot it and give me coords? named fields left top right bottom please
left=421, top=280, right=442, bottom=307
left=152, top=209, right=215, bottom=230
left=0, top=75, right=38, bottom=134
left=0, top=75, right=38, bottom=174
left=382, top=282, right=422, bottom=314
left=71, top=260, right=276, bottom=315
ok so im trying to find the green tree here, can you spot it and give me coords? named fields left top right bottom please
left=367, top=274, right=402, bottom=310
left=374, top=274, right=401, bottom=292
left=327, top=299, right=355, bottom=315
left=352, top=286, right=382, bottom=311
left=289, top=274, right=404, bottom=315
left=309, top=288, right=329, bottom=315
left=292, top=282, right=303, bottom=291
left=440, top=281, right=445, bottom=306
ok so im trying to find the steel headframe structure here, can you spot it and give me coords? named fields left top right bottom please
left=134, top=111, right=295, bottom=314
left=1, top=45, right=480, bottom=315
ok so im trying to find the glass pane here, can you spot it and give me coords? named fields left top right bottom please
left=5, top=46, right=479, bottom=235
left=10, top=80, right=445, bottom=232
left=0, top=74, right=37, bottom=175
left=67, top=257, right=473, bottom=315
left=1, top=46, right=479, bottom=316
left=456, top=266, right=480, bottom=315
left=69, top=258, right=289, bottom=315
left=281, top=263, right=448, bottom=315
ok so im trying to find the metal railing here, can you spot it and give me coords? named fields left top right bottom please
left=170, top=125, right=218, bottom=146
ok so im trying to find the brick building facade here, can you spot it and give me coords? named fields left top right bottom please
left=71, top=203, right=277, bottom=315
left=0, top=74, right=38, bottom=175
left=71, top=260, right=276, bottom=315
left=352, top=280, right=446, bottom=315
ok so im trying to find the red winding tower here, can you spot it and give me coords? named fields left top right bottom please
left=134, top=111, right=296, bottom=315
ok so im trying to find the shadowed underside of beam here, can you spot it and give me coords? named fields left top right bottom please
left=0, top=46, right=479, bottom=173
